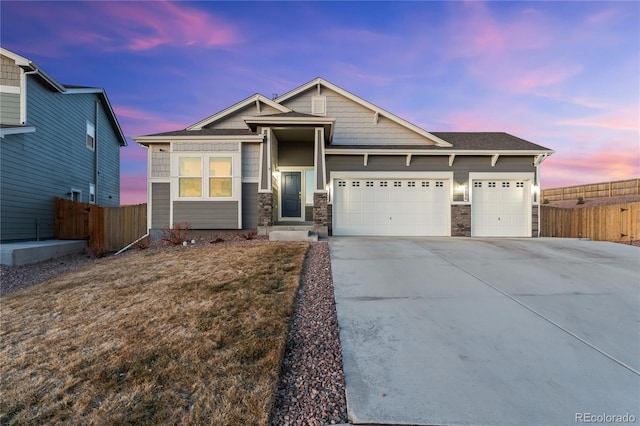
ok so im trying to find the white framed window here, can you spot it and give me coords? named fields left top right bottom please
left=70, top=188, right=82, bottom=202
left=179, top=157, right=202, bottom=197
left=305, top=170, right=315, bottom=205
left=174, top=154, right=240, bottom=200
left=209, top=157, right=232, bottom=197
left=89, top=184, right=96, bottom=204
left=86, top=121, right=95, bottom=150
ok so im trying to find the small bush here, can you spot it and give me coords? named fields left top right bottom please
left=577, top=197, right=585, bottom=205
left=162, top=223, right=191, bottom=245
left=134, top=235, right=151, bottom=250
left=242, top=228, right=258, bottom=240
left=210, top=233, right=225, bottom=244
left=543, top=198, right=549, bottom=204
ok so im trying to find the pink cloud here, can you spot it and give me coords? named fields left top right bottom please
left=511, top=64, right=583, bottom=92
left=120, top=172, right=148, bottom=206
left=10, top=1, right=241, bottom=53
left=542, top=145, right=639, bottom=189
left=585, top=8, right=619, bottom=25
left=554, top=106, right=639, bottom=132
left=113, top=105, right=187, bottom=137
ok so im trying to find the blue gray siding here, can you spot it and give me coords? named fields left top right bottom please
left=282, top=88, right=438, bottom=146
left=173, top=201, right=239, bottom=229
left=0, top=76, right=122, bottom=241
left=325, top=155, right=535, bottom=182
left=151, top=183, right=170, bottom=229
left=242, top=183, right=258, bottom=229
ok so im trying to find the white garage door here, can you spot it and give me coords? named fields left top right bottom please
left=333, top=179, right=450, bottom=236
left=472, top=180, right=530, bottom=237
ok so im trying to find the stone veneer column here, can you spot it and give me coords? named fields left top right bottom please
left=313, top=192, right=328, bottom=226
left=451, top=205, right=471, bottom=237
left=257, top=192, right=273, bottom=226
left=531, top=205, right=539, bottom=237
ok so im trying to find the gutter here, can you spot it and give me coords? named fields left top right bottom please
left=95, top=100, right=100, bottom=203
left=115, top=233, right=150, bottom=256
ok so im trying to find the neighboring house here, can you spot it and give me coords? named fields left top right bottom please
left=134, top=78, right=553, bottom=238
left=0, top=47, right=126, bottom=242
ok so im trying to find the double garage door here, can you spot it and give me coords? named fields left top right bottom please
left=333, top=178, right=531, bottom=237
left=333, top=179, right=450, bottom=236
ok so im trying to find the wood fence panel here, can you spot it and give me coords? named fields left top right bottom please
left=103, top=204, right=147, bottom=251
left=541, top=178, right=639, bottom=201
left=54, top=198, right=147, bottom=252
left=540, top=202, right=639, bottom=243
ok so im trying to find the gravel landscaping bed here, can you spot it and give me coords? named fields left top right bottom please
left=1, top=238, right=349, bottom=425
left=271, top=242, right=348, bottom=425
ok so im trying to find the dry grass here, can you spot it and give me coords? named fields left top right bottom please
left=1, top=242, right=308, bottom=425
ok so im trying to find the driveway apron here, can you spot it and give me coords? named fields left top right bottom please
left=329, top=237, right=640, bottom=426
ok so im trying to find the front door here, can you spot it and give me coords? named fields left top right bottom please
left=281, top=171, right=301, bottom=218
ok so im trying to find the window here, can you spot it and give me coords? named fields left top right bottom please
left=305, top=170, right=315, bottom=204
left=394, top=181, right=402, bottom=187
left=379, top=181, right=388, bottom=187
left=70, top=189, right=81, bottom=202
left=352, top=181, right=360, bottom=187
left=86, top=122, right=95, bottom=150
left=474, top=182, right=482, bottom=188
left=502, top=182, right=510, bottom=188
left=408, top=181, right=416, bottom=187
left=179, top=157, right=202, bottom=197
left=488, top=182, right=496, bottom=188
left=435, top=181, right=444, bottom=187
left=89, top=184, right=96, bottom=204
left=422, top=181, right=430, bottom=187
left=366, top=181, right=374, bottom=187
left=209, top=157, right=232, bottom=197
left=516, top=182, right=525, bottom=188
left=337, top=181, right=346, bottom=187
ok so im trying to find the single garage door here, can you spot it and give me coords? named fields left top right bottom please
left=333, top=179, right=450, bottom=236
left=472, top=180, right=530, bottom=237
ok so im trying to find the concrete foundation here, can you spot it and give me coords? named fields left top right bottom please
left=0, top=240, right=87, bottom=266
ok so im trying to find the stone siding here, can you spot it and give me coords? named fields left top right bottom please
left=451, top=204, right=471, bottom=237
left=532, top=205, right=539, bottom=237
left=257, top=192, right=273, bottom=226
left=313, top=192, right=328, bottom=227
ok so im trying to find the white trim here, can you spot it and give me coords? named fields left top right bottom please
left=275, top=78, right=453, bottom=147
left=243, top=116, right=335, bottom=126
left=331, top=171, right=454, bottom=179
left=187, top=94, right=291, bottom=130
left=0, top=48, right=30, bottom=66
left=406, top=154, right=412, bottom=167
left=325, top=148, right=553, bottom=156
left=0, top=85, right=20, bottom=94
left=20, top=68, right=26, bottom=123
left=135, top=134, right=264, bottom=144
left=449, top=154, right=456, bottom=167
left=491, top=154, right=500, bottom=167
left=363, top=153, right=369, bottom=166
left=170, top=153, right=241, bottom=202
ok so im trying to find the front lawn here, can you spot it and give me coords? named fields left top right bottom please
left=1, top=242, right=308, bottom=425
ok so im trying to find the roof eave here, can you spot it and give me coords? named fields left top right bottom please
left=133, top=134, right=265, bottom=146
left=325, top=148, right=555, bottom=156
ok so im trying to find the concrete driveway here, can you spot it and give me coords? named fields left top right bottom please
left=329, top=237, right=640, bottom=425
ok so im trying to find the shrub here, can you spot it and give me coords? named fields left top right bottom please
left=242, top=228, right=258, bottom=240
left=543, top=198, right=549, bottom=204
left=577, top=197, right=585, bottom=205
left=162, top=223, right=192, bottom=245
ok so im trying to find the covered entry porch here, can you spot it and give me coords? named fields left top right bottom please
left=244, top=113, right=334, bottom=236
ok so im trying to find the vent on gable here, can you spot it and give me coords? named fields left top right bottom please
left=312, top=96, right=326, bottom=115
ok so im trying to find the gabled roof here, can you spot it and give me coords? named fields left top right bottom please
left=275, top=77, right=453, bottom=148
left=187, top=94, right=291, bottom=130
left=0, top=47, right=127, bottom=146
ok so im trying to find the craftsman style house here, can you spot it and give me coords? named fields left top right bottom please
left=0, top=47, right=126, bottom=242
left=135, top=78, right=553, bottom=237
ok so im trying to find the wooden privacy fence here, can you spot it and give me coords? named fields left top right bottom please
left=54, top=198, right=147, bottom=252
left=540, top=202, right=639, bottom=243
left=541, top=178, right=639, bottom=202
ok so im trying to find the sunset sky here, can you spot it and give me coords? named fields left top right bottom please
left=2, top=1, right=638, bottom=205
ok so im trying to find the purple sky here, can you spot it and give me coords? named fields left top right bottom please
left=2, top=1, right=638, bottom=205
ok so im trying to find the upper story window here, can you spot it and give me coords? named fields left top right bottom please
left=86, top=122, right=95, bottom=150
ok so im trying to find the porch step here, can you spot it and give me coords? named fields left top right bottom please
left=268, top=230, right=319, bottom=242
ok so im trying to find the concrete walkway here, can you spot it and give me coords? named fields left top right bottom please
left=330, top=237, right=639, bottom=426
left=0, top=240, right=87, bottom=266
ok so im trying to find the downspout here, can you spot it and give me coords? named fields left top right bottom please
left=95, top=100, right=100, bottom=203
